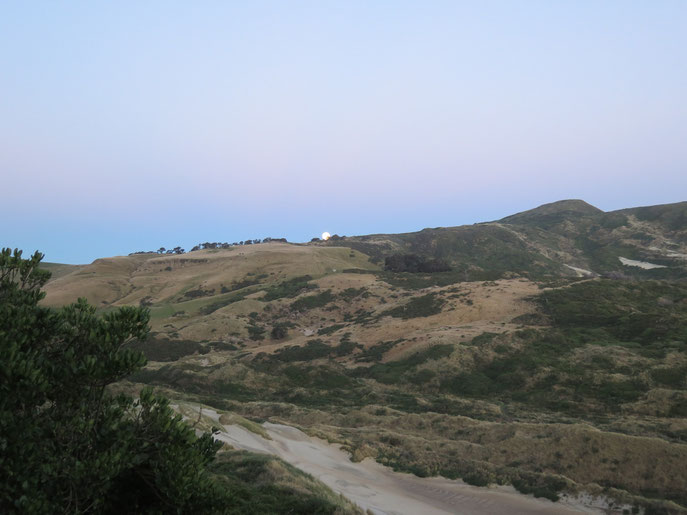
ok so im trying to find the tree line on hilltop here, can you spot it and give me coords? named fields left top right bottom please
left=129, top=237, right=288, bottom=257
left=311, top=234, right=345, bottom=242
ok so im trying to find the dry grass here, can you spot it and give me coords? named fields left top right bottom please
left=49, top=243, right=687, bottom=511
left=42, top=243, right=377, bottom=307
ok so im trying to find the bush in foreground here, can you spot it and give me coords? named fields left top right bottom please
left=0, top=248, right=226, bottom=513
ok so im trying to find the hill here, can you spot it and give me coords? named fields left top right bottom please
left=40, top=199, right=687, bottom=513
left=321, top=199, right=687, bottom=280
left=499, top=199, right=604, bottom=225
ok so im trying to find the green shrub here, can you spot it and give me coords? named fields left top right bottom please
left=384, top=254, right=451, bottom=273
left=208, top=451, right=357, bottom=514
left=271, top=324, right=289, bottom=340
left=183, top=287, right=214, bottom=299
left=125, top=338, right=201, bottom=362
left=247, top=324, right=266, bottom=341
left=291, top=290, right=335, bottom=311
left=651, top=366, right=687, bottom=388
left=356, top=344, right=453, bottom=384
left=462, top=473, right=490, bottom=487
left=441, top=372, right=495, bottom=396
left=318, top=323, right=346, bottom=336
left=263, top=276, right=316, bottom=301
left=272, top=340, right=331, bottom=362
left=355, top=339, right=403, bottom=362
left=382, top=293, right=444, bottom=319
left=469, top=332, right=498, bottom=346
left=209, top=341, right=238, bottom=351
left=339, top=288, right=368, bottom=301
left=511, top=475, right=566, bottom=502
left=408, top=369, right=436, bottom=385
left=332, top=339, right=360, bottom=357
left=199, top=291, right=251, bottom=315
left=283, top=365, right=354, bottom=389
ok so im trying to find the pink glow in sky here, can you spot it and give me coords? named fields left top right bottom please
left=2, top=1, right=686, bottom=263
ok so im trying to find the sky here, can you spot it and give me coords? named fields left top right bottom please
left=2, top=1, right=686, bottom=264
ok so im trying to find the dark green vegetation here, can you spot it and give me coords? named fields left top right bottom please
left=354, top=339, right=404, bottom=362
left=355, top=343, right=453, bottom=383
left=199, top=289, right=253, bottom=315
left=125, top=337, right=203, bottom=361
left=265, top=339, right=332, bottom=362
left=0, top=249, right=224, bottom=513
left=317, top=323, right=346, bottom=335
left=343, top=224, right=565, bottom=280
left=376, top=268, right=502, bottom=289
left=208, top=451, right=357, bottom=514
left=247, top=322, right=267, bottom=341
left=384, top=253, right=451, bottom=273
left=620, top=201, right=687, bottom=232
left=125, top=337, right=237, bottom=361
left=263, top=275, right=316, bottom=301
left=330, top=199, right=687, bottom=281
left=382, top=293, right=444, bottom=319
left=538, top=279, right=687, bottom=347
left=291, top=290, right=335, bottom=311
left=271, top=322, right=290, bottom=339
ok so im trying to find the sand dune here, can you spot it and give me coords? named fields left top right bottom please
left=208, top=413, right=590, bottom=515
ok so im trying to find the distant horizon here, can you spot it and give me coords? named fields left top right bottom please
left=3, top=2, right=685, bottom=264
left=27, top=196, right=686, bottom=265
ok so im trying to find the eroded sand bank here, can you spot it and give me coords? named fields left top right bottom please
left=208, top=414, right=592, bottom=514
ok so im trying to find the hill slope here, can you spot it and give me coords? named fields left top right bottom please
left=320, top=199, right=687, bottom=280
left=41, top=199, right=687, bottom=513
left=499, top=199, right=604, bottom=225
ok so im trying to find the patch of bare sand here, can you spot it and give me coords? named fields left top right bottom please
left=564, top=265, right=595, bottom=277
left=618, top=257, right=666, bottom=270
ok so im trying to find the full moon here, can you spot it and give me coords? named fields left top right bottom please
left=321, top=232, right=331, bottom=241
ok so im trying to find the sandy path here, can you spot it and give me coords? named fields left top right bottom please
left=211, top=417, right=589, bottom=514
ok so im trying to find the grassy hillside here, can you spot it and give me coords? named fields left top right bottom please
left=40, top=261, right=84, bottom=281
left=42, top=200, right=687, bottom=513
left=618, top=201, right=687, bottom=236
left=318, top=200, right=687, bottom=283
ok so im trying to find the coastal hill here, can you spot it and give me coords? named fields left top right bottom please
left=41, top=200, right=687, bottom=512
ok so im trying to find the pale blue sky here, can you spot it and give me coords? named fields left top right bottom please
left=2, top=1, right=686, bottom=263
